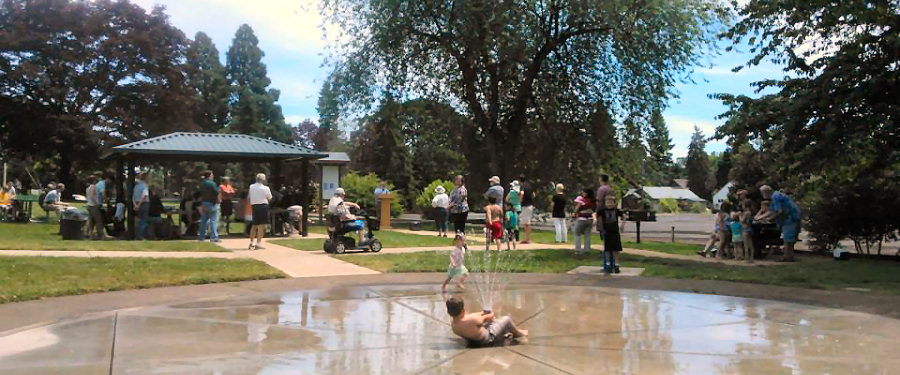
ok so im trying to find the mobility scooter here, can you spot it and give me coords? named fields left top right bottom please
left=324, top=207, right=382, bottom=254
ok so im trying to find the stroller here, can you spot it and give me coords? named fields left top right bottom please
left=323, top=206, right=382, bottom=254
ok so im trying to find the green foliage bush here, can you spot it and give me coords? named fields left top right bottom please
left=658, top=198, right=679, bottom=213
left=341, top=171, right=403, bottom=217
left=805, top=174, right=900, bottom=255
left=415, top=179, right=455, bottom=213
left=689, top=202, right=708, bottom=214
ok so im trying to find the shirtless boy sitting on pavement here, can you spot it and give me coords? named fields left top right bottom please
left=447, top=297, right=527, bottom=347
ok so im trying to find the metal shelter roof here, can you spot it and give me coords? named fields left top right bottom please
left=626, top=187, right=707, bottom=202
left=313, top=152, right=351, bottom=165
left=108, top=132, right=327, bottom=162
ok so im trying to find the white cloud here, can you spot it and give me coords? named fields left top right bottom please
left=133, top=0, right=331, bottom=52
left=697, top=67, right=740, bottom=76
left=284, top=115, right=307, bottom=125
left=665, top=115, right=726, bottom=158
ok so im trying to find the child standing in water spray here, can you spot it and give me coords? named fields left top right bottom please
left=442, top=234, right=469, bottom=292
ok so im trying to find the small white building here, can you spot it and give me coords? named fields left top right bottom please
left=712, top=181, right=734, bottom=211
left=314, top=152, right=350, bottom=200
left=624, top=186, right=706, bottom=212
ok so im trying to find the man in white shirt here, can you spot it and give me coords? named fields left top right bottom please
left=42, top=183, right=68, bottom=221
left=248, top=173, right=273, bottom=250
left=85, top=175, right=106, bottom=240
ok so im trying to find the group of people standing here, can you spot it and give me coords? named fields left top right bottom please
left=700, top=184, right=801, bottom=262
left=550, top=174, right=623, bottom=273
left=86, top=171, right=275, bottom=248
left=481, top=174, right=537, bottom=251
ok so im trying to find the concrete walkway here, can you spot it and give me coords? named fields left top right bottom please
left=214, top=238, right=379, bottom=278
left=0, top=241, right=785, bottom=268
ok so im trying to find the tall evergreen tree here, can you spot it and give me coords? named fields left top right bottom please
left=225, top=24, right=290, bottom=142
left=646, top=110, right=675, bottom=185
left=647, top=111, right=674, bottom=167
left=686, top=126, right=711, bottom=199
left=186, top=32, right=230, bottom=133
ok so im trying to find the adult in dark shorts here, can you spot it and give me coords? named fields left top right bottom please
left=219, top=177, right=236, bottom=234
left=247, top=173, right=273, bottom=250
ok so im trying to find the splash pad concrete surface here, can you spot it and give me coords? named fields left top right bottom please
left=1, top=275, right=898, bottom=375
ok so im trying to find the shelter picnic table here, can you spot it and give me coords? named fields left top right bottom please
left=12, top=194, right=39, bottom=223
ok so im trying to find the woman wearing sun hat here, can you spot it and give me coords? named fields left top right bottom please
left=432, top=185, right=450, bottom=237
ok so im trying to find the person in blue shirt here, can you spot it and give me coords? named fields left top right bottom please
left=133, top=173, right=150, bottom=240
left=758, top=185, right=801, bottom=262
left=374, top=183, right=390, bottom=195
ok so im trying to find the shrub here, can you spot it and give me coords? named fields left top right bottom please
left=415, top=179, right=456, bottom=216
left=805, top=174, right=900, bottom=255
left=340, top=171, right=404, bottom=217
left=688, top=202, right=708, bottom=214
left=658, top=198, right=679, bottom=213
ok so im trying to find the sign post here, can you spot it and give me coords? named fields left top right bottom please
left=377, top=193, right=393, bottom=229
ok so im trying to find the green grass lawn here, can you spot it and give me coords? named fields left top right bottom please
left=0, top=223, right=225, bottom=251
left=529, top=229, right=703, bottom=255
left=335, top=249, right=900, bottom=295
left=0, top=256, right=285, bottom=303
left=273, top=229, right=454, bottom=251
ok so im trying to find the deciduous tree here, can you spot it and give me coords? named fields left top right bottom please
left=321, top=0, right=726, bottom=190
left=0, top=0, right=196, bottom=193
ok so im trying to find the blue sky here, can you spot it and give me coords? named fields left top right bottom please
left=133, top=0, right=782, bottom=158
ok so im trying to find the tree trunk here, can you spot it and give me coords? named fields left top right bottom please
left=57, top=147, right=75, bottom=200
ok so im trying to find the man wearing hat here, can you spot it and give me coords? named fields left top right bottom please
left=432, top=185, right=450, bottom=237
left=485, top=176, right=504, bottom=212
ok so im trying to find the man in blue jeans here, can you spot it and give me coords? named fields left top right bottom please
left=133, top=173, right=150, bottom=240
left=197, top=170, right=221, bottom=243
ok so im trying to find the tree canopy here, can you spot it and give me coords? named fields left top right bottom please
left=0, top=0, right=196, bottom=191
left=321, top=0, right=727, bottom=191
left=715, top=0, right=900, bottom=250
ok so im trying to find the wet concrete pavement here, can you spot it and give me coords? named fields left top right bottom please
left=2, top=282, right=898, bottom=375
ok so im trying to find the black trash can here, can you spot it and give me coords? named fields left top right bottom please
left=60, top=218, right=87, bottom=240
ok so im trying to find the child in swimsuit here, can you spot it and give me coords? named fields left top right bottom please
left=442, top=234, right=469, bottom=292
left=484, top=196, right=502, bottom=251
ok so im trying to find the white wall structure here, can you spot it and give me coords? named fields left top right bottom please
left=712, top=181, right=734, bottom=210
left=321, top=165, right=340, bottom=199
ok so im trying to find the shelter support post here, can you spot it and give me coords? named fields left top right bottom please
left=116, top=159, right=125, bottom=203
left=127, top=160, right=135, bottom=240
left=270, top=161, right=282, bottom=190
left=301, top=159, right=309, bottom=237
